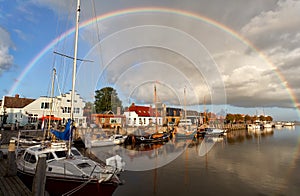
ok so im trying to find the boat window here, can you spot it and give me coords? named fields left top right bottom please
left=71, top=149, right=81, bottom=156
left=24, top=152, right=36, bottom=164
left=55, top=150, right=67, bottom=158
left=77, top=162, right=91, bottom=169
left=43, top=152, right=55, bottom=160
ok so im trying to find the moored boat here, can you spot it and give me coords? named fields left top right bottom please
left=16, top=0, right=126, bottom=194
left=17, top=141, right=125, bottom=195
left=87, top=134, right=127, bottom=147
left=175, top=125, right=197, bottom=139
left=124, top=127, right=170, bottom=144
left=205, top=127, right=226, bottom=136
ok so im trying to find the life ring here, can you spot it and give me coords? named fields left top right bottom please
left=140, top=137, right=145, bottom=141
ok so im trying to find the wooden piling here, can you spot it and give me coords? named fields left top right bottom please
left=0, top=142, right=32, bottom=195
left=5, top=139, right=17, bottom=177
left=32, top=154, right=47, bottom=196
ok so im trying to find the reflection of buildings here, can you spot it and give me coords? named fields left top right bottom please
left=0, top=92, right=86, bottom=129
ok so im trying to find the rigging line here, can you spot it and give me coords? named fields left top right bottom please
left=91, top=0, right=105, bottom=76
left=56, top=2, right=74, bottom=95
left=53, top=51, right=94, bottom=62
left=55, top=74, right=63, bottom=96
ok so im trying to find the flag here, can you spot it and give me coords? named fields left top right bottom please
left=50, top=119, right=72, bottom=141
left=41, top=116, right=45, bottom=131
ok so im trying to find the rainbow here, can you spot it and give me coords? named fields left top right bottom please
left=9, top=7, right=299, bottom=111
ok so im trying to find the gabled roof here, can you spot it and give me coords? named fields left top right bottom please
left=3, top=94, right=35, bottom=108
left=128, top=103, right=160, bottom=117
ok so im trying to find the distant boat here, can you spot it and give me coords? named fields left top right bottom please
left=175, top=89, right=197, bottom=139
left=283, top=122, right=295, bottom=126
left=86, top=133, right=127, bottom=147
left=275, top=122, right=283, bottom=128
left=247, top=123, right=261, bottom=130
left=205, top=127, right=225, bottom=136
left=262, top=122, right=273, bottom=130
left=126, top=128, right=170, bottom=144
left=175, top=124, right=197, bottom=139
left=125, top=84, right=171, bottom=144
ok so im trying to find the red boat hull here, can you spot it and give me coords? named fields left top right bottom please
left=17, top=169, right=119, bottom=196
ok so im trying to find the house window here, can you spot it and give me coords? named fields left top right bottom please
left=74, top=108, right=80, bottom=114
left=41, top=102, right=50, bottom=109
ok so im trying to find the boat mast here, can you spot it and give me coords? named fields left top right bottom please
left=48, top=68, right=56, bottom=135
left=184, top=87, right=186, bottom=119
left=154, top=83, right=158, bottom=132
left=69, top=0, right=81, bottom=156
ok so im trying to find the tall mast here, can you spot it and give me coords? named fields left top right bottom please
left=48, top=68, right=56, bottom=136
left=184, top=87, right=186, bottom=119
left=154, top=83, right=158, bottom=132
left=69, top=0, right=80, bottom=156
left=71, top=0, right=80, bottom=121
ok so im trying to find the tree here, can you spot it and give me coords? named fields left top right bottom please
left=225, top=113, right=235, bottom=124
left=94, top=87, right=123, bottom=114
left=244, top=114, right=251, bottom=123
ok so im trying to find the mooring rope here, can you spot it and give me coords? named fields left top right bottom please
left=61, top=178, right=92, bottom=196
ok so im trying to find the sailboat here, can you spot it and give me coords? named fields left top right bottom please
left=175, top=87, right=196, bottom=139
left=125, top=84, right=170, bottom=144
left=16, top=1, right=125, bottom=195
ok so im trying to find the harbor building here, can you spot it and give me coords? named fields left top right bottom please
left=0, top=92, right=86, bottom=129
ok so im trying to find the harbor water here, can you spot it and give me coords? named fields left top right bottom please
left=89, top=126, right=300, bottom=196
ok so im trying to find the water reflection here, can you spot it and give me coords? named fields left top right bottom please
left=88, top=126, right=300, bottom=195
left=90, top=138, right=193, bottom=171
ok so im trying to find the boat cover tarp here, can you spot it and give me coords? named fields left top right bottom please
left=50, top=119, right=72, bottom=140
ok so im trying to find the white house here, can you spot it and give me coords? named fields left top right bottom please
left=0, top=92, right=86, bottom=128
left=123, top=103, right=163, bottom=127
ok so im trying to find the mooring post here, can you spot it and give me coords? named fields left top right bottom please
left=5, top=139, right=17, bottom=176
left=0, top=150, right=3, bottom=160
left=32, top=154, right=47, bottom=196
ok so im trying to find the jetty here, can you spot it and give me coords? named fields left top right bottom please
left=0, top=159, right=32, bottom=195
left=0, top=149, right=32, bottom=196
left=0, top=129, right=44, bottom=196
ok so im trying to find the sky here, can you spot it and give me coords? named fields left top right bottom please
left=0, top=0, right=300, bottom=121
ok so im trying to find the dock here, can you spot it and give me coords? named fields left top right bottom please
left=0, top=156, right=32, bottom=196
left=0, top=130, right=35, bottom=196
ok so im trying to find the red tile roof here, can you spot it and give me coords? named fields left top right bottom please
left=3, top=94, right=35, bottom=108
left=128, top=103, right=160, bottom=117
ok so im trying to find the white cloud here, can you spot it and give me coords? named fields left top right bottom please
left=6, top=0, right=298, bottom=113
left=0, top=27, right=14, bottom=75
